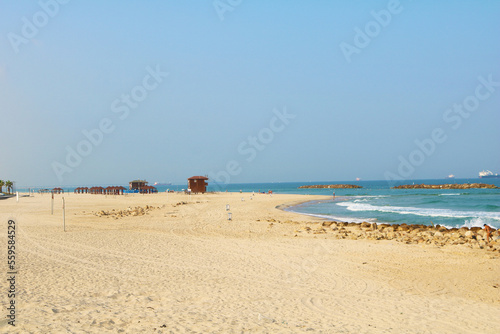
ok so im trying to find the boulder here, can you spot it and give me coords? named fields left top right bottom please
left=464, top=231, right=474, bottom=238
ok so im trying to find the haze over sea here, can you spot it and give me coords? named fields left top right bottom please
left=23, top=178, right=500, bottom=230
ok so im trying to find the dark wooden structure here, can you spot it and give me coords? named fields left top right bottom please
left=187, top=176, right=209, bottom=194
left=74, top=187, right=89, bottom=194
left=89, top=186, right=105, bottom=195
left=105, top=186, right=126, bottom=195
left=52, top=187, right=64, bottom=194
left=129, top=180, right=148, bottom=191
left=139, top=185, right=157, bottom=194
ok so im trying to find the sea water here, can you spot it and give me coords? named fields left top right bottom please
left=201, top=179, right=500, bottom=229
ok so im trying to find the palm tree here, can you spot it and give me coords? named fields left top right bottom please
left=5, top=181, right=13, bottom=194
left=0, top=180, right=4, bottom=193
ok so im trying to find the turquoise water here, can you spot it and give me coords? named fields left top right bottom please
left=203, top=179, right=500, bottom=229
left=22, top=178, right=500, bottom=229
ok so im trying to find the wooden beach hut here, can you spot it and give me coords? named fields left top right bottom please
left=187, top=176, right=209, bottom=194
left=139, top=185, right=157, bottom=194
left=129, top=180, right=148, bottom=191
left=105, top=186, right=126, bottom=195
left=89, top=186, right=105, bottom=195
left=74, top=187, right=89, bottom=194
left=52, top=187, right=64, bottom=194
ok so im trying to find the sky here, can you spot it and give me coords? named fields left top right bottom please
left=0, top=0, right=499, bottom=187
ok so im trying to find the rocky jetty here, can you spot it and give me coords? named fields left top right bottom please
left=393, top=183, right=498, bottom=189
left=299, top=184, right=362, bottom=189
left=289, top=220, right=500, bottom=252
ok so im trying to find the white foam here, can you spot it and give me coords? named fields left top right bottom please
left=439, top=193, right=460, bottom=196
left=461, top=217, right=499, bottom=229
left=336, top=201, right=500, bottom=221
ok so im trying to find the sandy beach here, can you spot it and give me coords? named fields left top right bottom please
left=1, top=192, right=499, bottom=333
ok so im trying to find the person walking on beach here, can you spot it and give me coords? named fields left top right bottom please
left=484, top=224, right=492, bottom=243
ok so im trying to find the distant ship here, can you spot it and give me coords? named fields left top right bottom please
left=153, top=182, right=172, bottom=186
left=479, top=170, right=500, bottom=179
left=446, top=174, right=455, bottom=179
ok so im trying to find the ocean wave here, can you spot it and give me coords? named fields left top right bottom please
left=439, top=193, right=460, bottom=196
left=336, top=201, right=500, bottom=221
left=462, top=217, right=491, bottom=229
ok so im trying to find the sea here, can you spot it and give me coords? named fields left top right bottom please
left=20, top=178, right=500, bottom=229
left=201, top=179, right=500, bottom=229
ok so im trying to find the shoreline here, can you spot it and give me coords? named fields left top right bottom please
left=279, top=197, right=500, bottom=252
left=279, top=197, right=371, bottom=223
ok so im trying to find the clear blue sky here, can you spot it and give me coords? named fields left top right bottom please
left=1, top=0, right=499, bottom=187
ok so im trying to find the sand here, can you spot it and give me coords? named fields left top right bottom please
left=1, top=191, right=499, bottom=333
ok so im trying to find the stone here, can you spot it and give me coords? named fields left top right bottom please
left=392, top=183, right=498, bottom=189
left=298, top=184, right=363, bottom=189
left=464, top=231, right=474, bottom=238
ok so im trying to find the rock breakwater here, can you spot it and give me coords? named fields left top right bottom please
left=299, top=184, right=362, bottom=189
left=288, top=220, right=500, bottom=252
left=393, top=183, right=498, bottom=189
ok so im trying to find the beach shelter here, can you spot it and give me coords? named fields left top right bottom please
left=187, top=176, right=209, bottom=193
left=129, top=180, right=148, bottom=190
left=89, top=186, right=105, bottom=195
left=105, top=186, right=126, bottom=195
left=139, top=185, right=157, bottom=194
left=52, top=187, right=64, bottom=194
left=74, top=187, right=89, bottom=194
